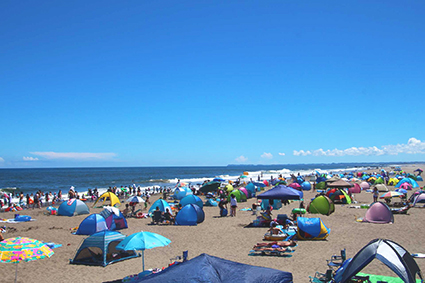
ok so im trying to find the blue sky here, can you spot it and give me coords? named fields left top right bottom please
left=1, top=1, right=424, bottom=168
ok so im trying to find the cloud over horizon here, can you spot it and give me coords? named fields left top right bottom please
left=293, top=138, right=425, bottom=157
left=0, top=157, right=4, bottom=162
left=235, top=155, right=248, bottom=163
left=23, top=156, right=39, bottom=161
left=261, top=152, right=273, bottom=159
left=30, top=152, right=117, bottom=160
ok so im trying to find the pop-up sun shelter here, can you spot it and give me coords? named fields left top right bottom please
left=334, top=239, right=423, bottom=283
left=58, top=199, right=90, bottom=216
left=180, top=195, right=203, bottom=209
left=100, top=206, right=128, bottom=231
left=93, top=192, right=120, bottom=208
left=133, top=253, right=293, bottom=283
left=296, top=217, right=330, bottom=240
left=175, top=204, right=204, bottom=226
left=362, top=201, right=394, bottom=224
left=75, top=214, right=108, bottom=235
left=70, top=231, right=140, bottom=266
left=308, top=195, right=335, bottom=215
left=148, top=199, right=171, bottom=214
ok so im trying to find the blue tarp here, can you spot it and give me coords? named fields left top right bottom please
left=136, top=253, right=293, bottom=282
left=257, top=185, right=302, bottom=201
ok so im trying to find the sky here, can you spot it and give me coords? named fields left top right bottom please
left=1, top=1, right=424, bottom=168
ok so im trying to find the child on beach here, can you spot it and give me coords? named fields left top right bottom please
left=373, top=187, right=379, bottom=202
left=230, top=194, right=237, bottom=217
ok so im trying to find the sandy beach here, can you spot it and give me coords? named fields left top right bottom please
left=0, top=164, right=424, bottom=282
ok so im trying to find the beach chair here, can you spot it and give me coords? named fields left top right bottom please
left=248, top=247, right=294, bottom=257
left=309, top=269, right=333, bottom=283
left=327, top=248, right=346, bottom=270
left=151, top=210, right=163, bottom=224
left=169, top=250, right=188, bottom=265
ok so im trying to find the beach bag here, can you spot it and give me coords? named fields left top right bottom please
left=221, top=208, right=228, bottom=217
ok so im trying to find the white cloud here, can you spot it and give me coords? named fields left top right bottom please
left=0, top=157, right=4, bottom=162
left=278, top=152, right=285, bottom=156
left=235, top=155, right=248, bottom=163
left=30, top=152, right=117, bottom=160
left=23, top=156, right=39, bottom=161
left=261, top=152, right=273, bottom=159
left=293, top=138, right=425, bottom=157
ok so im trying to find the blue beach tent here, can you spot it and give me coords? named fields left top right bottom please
left=135, top=253, right=293, bottom=283
left=245, top=183, right=256, bottom=197
left=148, top=199, right=172, bottom=214
left=204, top=199, right=218, bottom=207
left=70, top=231, right=140, bottom=267
left=58, top=199, right=90, bottom=217
left=180, top=195, right=203, bottom=209
left=75, top=214, right=108, bottom=235
left=173, top=187, right=192, bottom=200
left=175, top=204, right=204, bottom=226
left=396, top=178, right=419, bottom=188
left=301, top=181, right=312, bottom=191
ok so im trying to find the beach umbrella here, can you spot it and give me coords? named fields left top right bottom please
left=395, top=189, right=408, bottom=195
left=126, top=196, right=145, bottom=203
left=212, top=178, right=225, bottom=182
left=379, top=191, right=403, bottom=199
left=0, top=237, right=54, bottom=283
left=116, top=231, right=171, bottom=271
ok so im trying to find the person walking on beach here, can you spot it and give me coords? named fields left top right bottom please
left=230, top=194, right=237, bottom=217
left=373, top=187, right=379, bottom=203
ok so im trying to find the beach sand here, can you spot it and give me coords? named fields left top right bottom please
left=0, top=164, right=424, bottom=282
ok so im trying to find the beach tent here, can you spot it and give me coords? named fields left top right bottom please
left=180, top=195, right=203, bottom=209
left=245, top=183, right=256, bottom=196
left=373, top=184, right=389, bottom=192
left=175, top=204, right=204, bottom=226
left=100, top=206, right=128, bottom=231
left=326, top=179, right=353, bottom=188
left=227, top=190, right=247, bottom=202
left=260, top=199, right=282, bottom=211
left=307, top=196, right=335, bottom=216
left=301, top=181, right=312, bottom=191
left=288, top=182, right=301, bottom=190
left=239, top=187, right=250, bottom=199
left=374, top=177, right=385, bottom=184
left=396, top=178, right=419, bottom=189
left=417, top=176, right=423, bottom=182
left=348, top=183, right=362, bottom=194
left=257, top=185, right=302, bottom=201
left=93, top=192, right=120, bottom=208
left=58, top=199, right=90, bottom=217
left=359, top=181, right=370, bottom=190
left=315, top=181, right=326, bottom=190
left=296, top=217, right=330, bottom=240
left=362, top=202, right=394, bottom=224
left=204, top=199, right=218, bottom=207
left=148, top=199, right=171, bottom=214
left=199, top=181, right=221, bottom=194
left=173, top=187, right=192, bottom=200
left=388, top=178, right=399, bottom=186
left=413, top=193, right=425, bottom=206
left=134, top=253, right=293, bottom=283
left=70, top=231, right=140, bottom=267
left=326, top=188, right=351, bottom=204
left=75, top=214, right=109, bottom=235
left=400, top=182, right=413, bottom=190
left=225, top=184, right=234, bottom=193
left=334, top=239, right=423, bottom=283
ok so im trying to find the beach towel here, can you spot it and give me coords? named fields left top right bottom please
left=44, top=242, right=62, bottom=249
left=0, top=218, right=36, bottom=223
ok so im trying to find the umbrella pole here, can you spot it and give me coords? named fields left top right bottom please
left=15, top=263, right=18, bottom=283
left=142, top=250, right=145, bottom=271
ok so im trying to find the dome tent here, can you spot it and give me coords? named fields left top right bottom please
left=58, top=199, right=90, bottom=217
left=308, top=195, right=335, bottom=216
left=301, top=181, right=312, bottom=191
left=334, top=239, right=423, bottom=283
left=100, top=206, right=128, bottom=231
left=75, top=214, right=109, bottom=235
left=296, top=217, right=330, bottom=240
left=180, top=195, right=203, bottom=209
left=227, top=190, right=247, bottom=202
left=148, top=199, right=171, bottom=214
left=173, top=187, right=192, bottom=200
left=70, top=231, right=140, bottom=266
left=175, top=204, right=204, bottom=226
left=362, top=202, right=394, bottom=224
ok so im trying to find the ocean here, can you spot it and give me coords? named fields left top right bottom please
left=0, top=162, right=401, bottom=196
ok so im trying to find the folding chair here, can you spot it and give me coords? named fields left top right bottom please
left=327, top=248, right=346, bottom=270
left=309, top=269, right=333, bottom=283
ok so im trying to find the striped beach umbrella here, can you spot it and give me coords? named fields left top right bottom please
left=379, top=191, right=403, bottom=199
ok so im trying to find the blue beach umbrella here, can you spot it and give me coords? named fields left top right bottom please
left=116, top=231, right=171, bottom=271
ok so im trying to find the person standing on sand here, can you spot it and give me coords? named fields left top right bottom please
left=373, top=187, right=379, bottom=203
left=230, top=194, right=237, bottom=217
